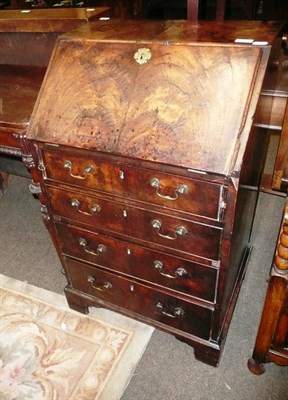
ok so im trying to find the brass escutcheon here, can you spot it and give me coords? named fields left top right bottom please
left=134, top=48, right=152, bottom=65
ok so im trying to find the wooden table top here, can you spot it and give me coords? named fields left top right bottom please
left=0, top=65, right=46, bottom=130
left=0, top=7, right=110, bottom=32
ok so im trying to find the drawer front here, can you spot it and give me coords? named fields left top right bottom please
left=124, top=168, right=223, bottom=221
left=43, top=149, right=124, bottom=196
left=42, top=147, right=223, bottom=220
left=56, top=222, right=217, bottom=302
left=48, top=187, right=222, bottom=261
left=66, top=257, right=213, bottom=340
left=48, top=186, right=123, bottom=233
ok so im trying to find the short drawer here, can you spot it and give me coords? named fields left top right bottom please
left=65, top=257, right=213, bottom=340
left=42, top=148, right=124, bottom=195
left=48, top=186, right=222, bottom=261
left=124, top=168, right=224, bottom=221
left=41, top=146, right=224, bottom=221
left=56, top=222, right=217, bottom=302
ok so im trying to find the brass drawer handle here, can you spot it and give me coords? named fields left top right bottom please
left=151, top=219, right=188, bottom=240
left=79, top=238, right=106, bottom=256
left=87, top=275, right=112, bottom=291
left=156, top=301, right=185, bottom=318
left=153, top=260, right=188, bottom=279
left=134, top=47, right=152, bottom=65
left=70, top=198, right=101, bottom=216
left=63, top=160, right=94, bottom=180
left=150, top=178, right=188, bottom=201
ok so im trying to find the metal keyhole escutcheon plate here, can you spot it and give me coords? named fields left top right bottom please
left=134, top=48, right=152, bottom=65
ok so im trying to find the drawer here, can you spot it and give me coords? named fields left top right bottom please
left=48, top=186, right=122, bottom=233
left=48, top=186, right=222, bottom=261
left=43, top=148, right=124, bottom=195
left=42, top=147, right=224, bottom=221
left=124, top=168, right=224, bottom=221
left=65, top=257, right=213, bottom=340
left=56, top=222, right=217, bottom=302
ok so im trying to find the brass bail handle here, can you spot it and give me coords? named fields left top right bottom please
left=87, top=275, right=112, bottom=292
left=63, top=160, right=94, bottom=180
left=150, top=177, right=189, bottom=201
left=156, top=301, right=185, bottom=318
left=153, top=260, right=188, bottom=279
left=79, top=238, right=106, bottom=256
left=70, top=198, right=101, bottom=216
left=151, top=219, right=188, bottom=240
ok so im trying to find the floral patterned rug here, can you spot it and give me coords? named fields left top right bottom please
left=0, top=274, right=154, bottom=400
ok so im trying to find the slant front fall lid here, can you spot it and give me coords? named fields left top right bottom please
left=28, top=19, right=277, bottom=175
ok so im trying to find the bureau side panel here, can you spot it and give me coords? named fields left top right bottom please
left=213, top=131, right=264, bottom=342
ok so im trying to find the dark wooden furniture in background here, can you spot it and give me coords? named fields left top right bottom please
left=248, top=34, right=288, bottom=374
left=3, top=0, right=108, bottom=11
left=246, top=4, right=288, bottom=372
left=3, top=0, right=287, bottom=21
left=255, top=31, right=288, bottom=195
left=111, top=0, right=287, bottom=21
left=248, top=196, right=288, bottom=374
left=0, top=7, right=109, bottom=192
left=22, top=19, right=283, bottom=366
left=272, top=102, right=288, bottom=192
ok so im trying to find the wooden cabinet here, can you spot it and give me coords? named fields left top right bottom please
left=248, top=196, right=288, bottom=374
left=247, top=26, right=288, bottom=374
left=23, top=19, right=283, bottom=366
left=273, top=103, right=288, bottom=191
left=248, top=31, right=288, bottom=373
left=0, top=7, right=109, bottom=191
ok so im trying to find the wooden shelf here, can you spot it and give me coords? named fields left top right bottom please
left=0, top=7, right=110, bottom=32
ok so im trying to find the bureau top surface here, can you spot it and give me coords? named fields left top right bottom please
left=61, top=19, right=283, bottom=45
left=28, top=19, right=283, bottom=176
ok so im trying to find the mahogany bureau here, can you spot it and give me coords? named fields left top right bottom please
left=23, top=19, right=283, bottom=366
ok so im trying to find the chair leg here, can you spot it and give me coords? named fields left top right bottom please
left=0, top=172, right=9, bottom=194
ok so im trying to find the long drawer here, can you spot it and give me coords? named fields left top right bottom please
left=41, top=146, right=225, bottom=221
left=65, top=257, right=213, bottom=340
left=48, top=186, right=223, bottom=261
left=56, top=222, right=218, bottom=302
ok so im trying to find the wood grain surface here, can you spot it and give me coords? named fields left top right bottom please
left=28, top=22, right=262, bottom=175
